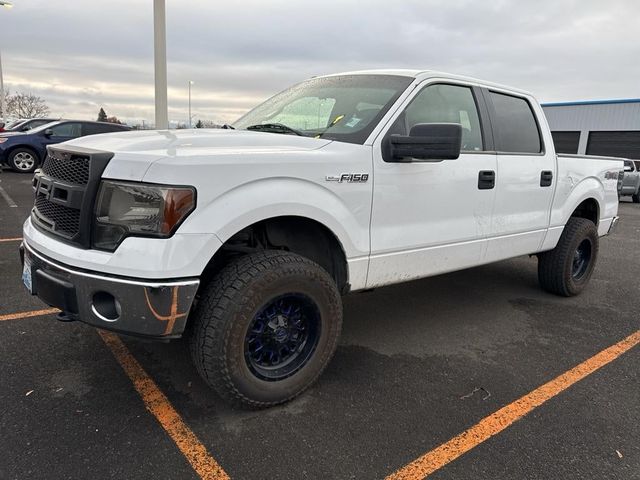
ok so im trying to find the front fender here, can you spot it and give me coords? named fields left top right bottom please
left=179, top=176, right=370, bottom=260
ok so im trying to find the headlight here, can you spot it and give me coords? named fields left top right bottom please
left=93, top=180, right=196, bottom=251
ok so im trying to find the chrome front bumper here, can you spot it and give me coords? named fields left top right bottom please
left=21, top=242, right=200, bottom=339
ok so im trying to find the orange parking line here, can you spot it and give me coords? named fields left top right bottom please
left=0, top=237, right=22, bottom=243
left=98, top=331, right=230, bottom=480
left=386, top=330, right=640, bottom=480
left=0, top=308, right=59, bottom=322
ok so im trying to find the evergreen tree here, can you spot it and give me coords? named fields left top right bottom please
left=195, top=119, right=203, bottom=128
left=97, top=108, right=108, bottom=122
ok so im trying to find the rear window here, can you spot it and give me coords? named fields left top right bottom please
left=490, top=92, right=542, bottom=154
left=83, top=123, right=125, bottom=136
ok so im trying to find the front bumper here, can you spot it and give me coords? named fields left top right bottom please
left=21, top=241, right=200, bottom=339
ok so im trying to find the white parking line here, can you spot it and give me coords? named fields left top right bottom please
left=0, top=185, right=18, bottom=208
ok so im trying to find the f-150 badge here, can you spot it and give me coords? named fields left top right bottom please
left=326, top=173, right=369, bottom=183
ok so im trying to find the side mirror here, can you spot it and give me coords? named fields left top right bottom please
left=383, top=123, right=462, bottom=162
left=624, top=165, right=632, bottom=172
left=44, top=128, right=53, bottom=137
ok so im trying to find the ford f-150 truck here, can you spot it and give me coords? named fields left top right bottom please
left=20, top=70, right=623, bottom=407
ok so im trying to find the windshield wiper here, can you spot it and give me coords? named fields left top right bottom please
left=246, top=123, right=305, bottom=136
left=221, top=124, right=235, bottom=129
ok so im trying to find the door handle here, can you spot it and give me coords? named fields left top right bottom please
left=478, top=170, right=495, bottom=190
left=540, top=170, right=553, bottom=187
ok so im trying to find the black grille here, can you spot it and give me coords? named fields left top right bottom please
left=34, top=195, right=81, bottom=238
left=32, top=147, right=113, bottom=248
left=41, top=154, right=90, bottom=185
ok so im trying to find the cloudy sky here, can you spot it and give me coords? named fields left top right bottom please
left=1, top=0, right=638, bottom=126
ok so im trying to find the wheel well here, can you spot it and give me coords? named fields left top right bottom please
left=6, top=145, right=40, bottom=161
left=202, top=216, right=349, bottom=293
left=571, top=198, right=599, bottom=226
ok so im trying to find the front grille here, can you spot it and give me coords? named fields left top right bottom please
left=31, top=147, right=113, bottom=248
left=41, top=153, right=90, bottom=185
left=34, top=195, right=81, bottom=238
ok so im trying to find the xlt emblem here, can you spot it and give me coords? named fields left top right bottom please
left=326, top=173, right=369, bottom=183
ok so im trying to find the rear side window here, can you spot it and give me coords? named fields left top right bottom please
left=490, top=92, right=541, bottom=154
left=83, top=123, right=123, bottom=136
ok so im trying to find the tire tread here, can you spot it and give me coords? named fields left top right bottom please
left=189, top=250, right=342, bottom=408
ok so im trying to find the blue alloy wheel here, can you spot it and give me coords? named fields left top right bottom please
left=245, top=293, right=321, bottom=381
left=572, top=238, right=592, bottom=280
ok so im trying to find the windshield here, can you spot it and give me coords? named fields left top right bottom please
left=28, top=121, right=63, bottom=134
left=233, top=75, right=413, bottom=144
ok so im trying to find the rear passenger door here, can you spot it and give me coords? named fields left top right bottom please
left=483, top=90, right=556, bottom=262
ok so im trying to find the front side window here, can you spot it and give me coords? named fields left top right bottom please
left=389, top=84, right=484, bottom=152
left=233, top=75, right=413, bottom=144
left=490, top=92, right=541, bottom=154
left=26, top=119, right=51, bottom=130
left=50, top=123, right=82, bottom=138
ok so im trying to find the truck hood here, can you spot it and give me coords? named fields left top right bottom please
left=61, top=129, right=333, bottom=180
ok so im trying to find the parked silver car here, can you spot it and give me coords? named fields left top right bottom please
left=620, top=160, right=640, bottom=203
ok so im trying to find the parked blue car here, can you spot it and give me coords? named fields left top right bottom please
left=0, top=120, right=131, bottom=173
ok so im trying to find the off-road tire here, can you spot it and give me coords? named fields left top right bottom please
left=190, top=250, right=342, bottom=408
left=8, top=148, right=39, bottom=173
left=538, top=217, right=599, bottom=297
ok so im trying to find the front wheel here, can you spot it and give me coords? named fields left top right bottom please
left=537, top=217, right=599, bottom=296
left=190, top=250, right=343, bottom=408
left=8, top=148, right=39, bottom=173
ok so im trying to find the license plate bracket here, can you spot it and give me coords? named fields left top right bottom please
left=22, top=256, right=33, bottom=294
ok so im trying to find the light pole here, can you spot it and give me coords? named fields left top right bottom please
left=153, top=0, right=168, bottom=129
left=188, top=80, right=194, bottom=128
left=0, top=1, right=12, bottom=124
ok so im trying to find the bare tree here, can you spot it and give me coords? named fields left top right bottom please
left=7, top=93, right=50, bottom=118
left=0, top=90, right=9, bottom=119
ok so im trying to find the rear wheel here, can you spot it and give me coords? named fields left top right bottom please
left=8, top=148, right=39, bottom=173
left=190, top=250, right=342, bottom=408
left=537, top=217, right=599, bottom=296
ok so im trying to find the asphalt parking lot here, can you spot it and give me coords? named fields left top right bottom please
left=1, top=168, right=638, bottom=480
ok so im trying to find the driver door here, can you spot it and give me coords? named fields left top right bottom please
left=367, top=82, right=497, bottom=287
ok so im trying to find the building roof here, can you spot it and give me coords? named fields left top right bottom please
left=542, top=98, right=640, bottom=107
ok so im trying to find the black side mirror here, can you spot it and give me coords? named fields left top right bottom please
left=43, top=128, right=53, bottom=137
left=384, top=123, right=462, bottom=162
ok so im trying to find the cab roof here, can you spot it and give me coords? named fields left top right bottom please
left=318, top=69, right=534, bottom=98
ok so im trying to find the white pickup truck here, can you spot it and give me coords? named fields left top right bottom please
left=21, top=70, right=623, bottom=407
